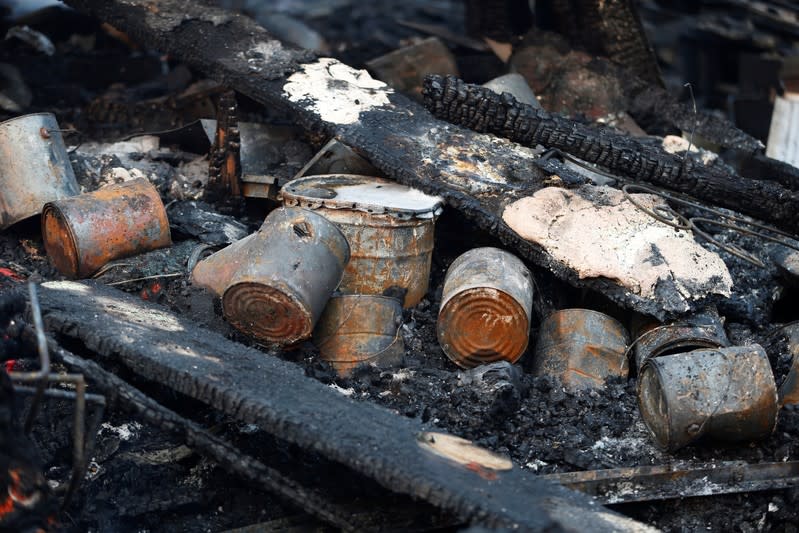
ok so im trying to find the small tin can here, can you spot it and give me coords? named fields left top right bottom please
left=532, top=309, right=630, bottom=391
left=631, top=306, right=729, bottom=372
left=222, top=207, right=350, bottom=345
left=280, top=174, right=443, bottom=308
left=638, top=345, right=779, bottom=452
left=437, top=247, right=533, bottom=368
left=42, top=178, right=171, bottom=278
left=313, top=294, right=405, bottom=376
left=0, top=113, right=80, bottom=229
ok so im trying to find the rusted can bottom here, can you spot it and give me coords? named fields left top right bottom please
left=638, top=345, right=778, bottom=452
left=438, top=287, right=529, bottom=368
left=531, top=309, right=629, bottom=391
left=313, top=294, right=405, bottom=377
left=223, top=282, right=314, bottom=345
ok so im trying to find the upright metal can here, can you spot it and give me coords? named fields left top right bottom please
left=222, top=207, right=350, bottom=345
left=42, top=178, right=171, bottom=278
left=437, top=247, right=533, bottom=368
left=280, top=174, right=443, bottom=308
left=532, top=309, right=630, bottom=390
left=638, top=345, right=778, bottom=452
left=0, top=113, right=80, bottom=229
left=313, top=294, right=405, bottom=376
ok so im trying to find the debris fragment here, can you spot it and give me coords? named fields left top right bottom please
left=366, top=37, right=458, bottom=100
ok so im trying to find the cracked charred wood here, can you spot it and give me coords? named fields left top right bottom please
left=61, top=0, right=712, bottom=318
left=422, top=75, right=799, bottom=235
left=51, top=345, right=367, bottom=531
left=36, top=280, right=646, bottom=532
left=543, top=0, right=663, bottom=87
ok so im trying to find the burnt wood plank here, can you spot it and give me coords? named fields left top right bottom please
left=37, top=280, right=652, bottom=531
left=62, top=0, right=723, bottom=319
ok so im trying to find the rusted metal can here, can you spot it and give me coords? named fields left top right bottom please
left=638, top=345, right=779, bottom=452
left=191, top=233, right=257, bottom=297
left=531, top=309, right=630, bottom=391
left=312, top=294, right=405, bottom=376
left=280, top=174, right=442, bottom=308
left=0, top=113, right=80, bottom=229
left=42, top=178, right=171, bottom=278
left=222, top=207, right=350, bottom=345
left=437, top=247, right=533, bottom=368
left=631, top=306, right=729, bottom=372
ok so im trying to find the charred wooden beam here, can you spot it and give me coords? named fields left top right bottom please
left=422, top=74, right=799, bottom=235
left=62, top=0, right=722, bottom=318
left=37, top=280, right=647, bottom=532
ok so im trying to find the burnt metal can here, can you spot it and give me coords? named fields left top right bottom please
left=280, top=174, right=443, bottom=308
left=437, top=247, right=533, bottom=368
left=532, top=309, right=630, bottom=391
left=638, top=345, right=778, bottom=452
left=42, top=178, right=171, bottom=278
left=222, top=207, right=350, bottom=345
left=312, top=294, right=405, bottom=376
left=631, top=306, right=729, bottom=372
left=0, top=113, right=80, bottom=229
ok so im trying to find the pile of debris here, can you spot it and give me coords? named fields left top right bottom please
left=3, top=0, right=799, bottom=531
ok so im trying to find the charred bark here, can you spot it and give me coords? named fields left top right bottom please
left=422, top=75, right=799, bottom=235
left=37, top=280, right=635, bottom=531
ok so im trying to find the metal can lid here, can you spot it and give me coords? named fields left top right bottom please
left=280, top=174, right=443, bottom=219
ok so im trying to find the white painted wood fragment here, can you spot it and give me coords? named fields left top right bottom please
left=767, top=93, right=799, bottom=167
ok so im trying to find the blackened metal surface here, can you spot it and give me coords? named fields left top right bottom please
left=36, top=279, right=639, bottom=531
left=638, top=345, right=779, bottom=452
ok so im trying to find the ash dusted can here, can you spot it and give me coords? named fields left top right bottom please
left=638, top=345, right=778, bottom=452
left=312, top=294, right=405, bottom=376
left=531, top=309, right=630, bottom=391
left=280, top=174, right=443, bottom=308
left=222, top=207, right=350, bottom=345
left=631, top=306, right=729, bottom=372
left=0, top=113, right=80, bottom=229
left=437, top=247, right=533, bottom=368
left=42, top=178, right=171, bottom=278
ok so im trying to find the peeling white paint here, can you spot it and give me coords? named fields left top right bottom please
left=284, top=58, right=392, bottom=124
left=502, top=186, right=733, bottom=304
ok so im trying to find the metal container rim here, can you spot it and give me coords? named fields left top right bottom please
left=41, top=202, right=82, bottom=276
left=281, top=174, right=443, bottom=218
left=0, top=112, right=58, bottom=128
left=637, top=359, right=674, bottom=450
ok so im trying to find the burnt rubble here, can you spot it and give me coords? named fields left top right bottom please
left=4, top=0, right=799, bottom=532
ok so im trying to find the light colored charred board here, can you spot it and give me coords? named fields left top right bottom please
left=37, top=280, right=650, bottom=531
left=63, top=0, right=717, bottom=319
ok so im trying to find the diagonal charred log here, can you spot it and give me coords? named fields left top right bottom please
left=422, top=74, right=799, bottom=235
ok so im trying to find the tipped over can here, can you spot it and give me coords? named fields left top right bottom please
left=221, top=207, right=350, bottom=345
left=280, top=174, right=442, bottom=308
left=638, top=345, right=778, bottom=452
left=437, top=247, right=533, bottom=368
left=313, top=294, right=405, bottom=376
left=531, top=309, right=630, bottom=391
left=42, top=178, right=171, bottom=278
left=631, top=306, right=729, bottom=372
left=0, top=113, right=80, bottom=229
